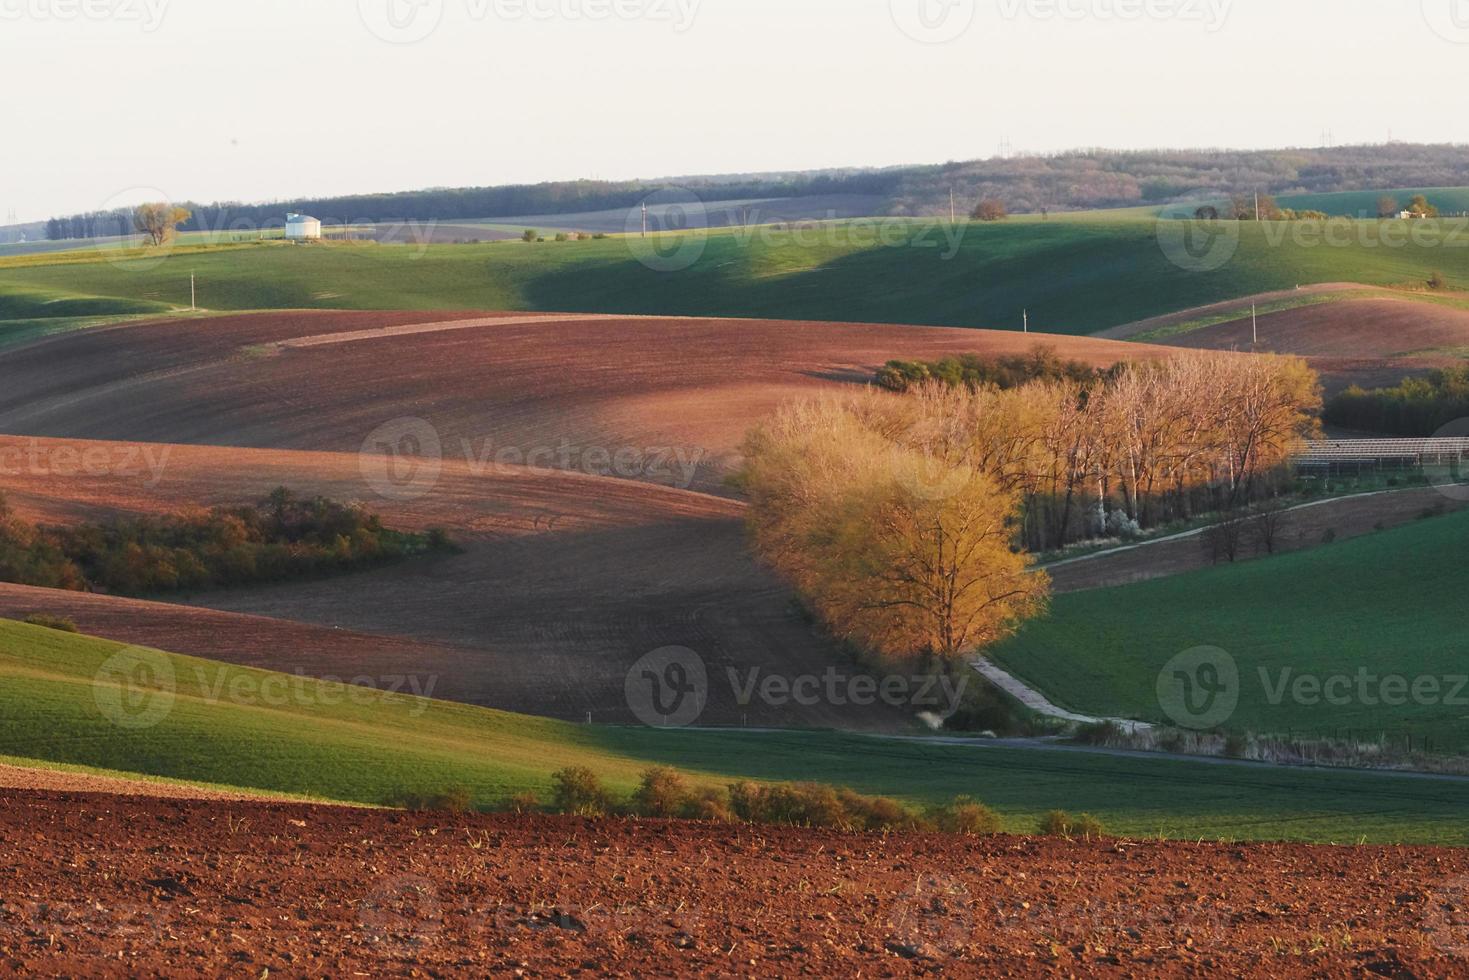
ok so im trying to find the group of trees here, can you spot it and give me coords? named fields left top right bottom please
left=0, top=488, right=451, bottom=596
left=1326, top=366, right=1469, bottom=436
left=876, top=346, right=1115, bottom=393
left=741, top=350, right=1320, bottom=661
left=1376, top=194, right=1439, bottom=218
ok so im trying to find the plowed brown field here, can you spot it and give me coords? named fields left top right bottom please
left=0, top=310, right=1171, bottom=492
left=0, top=435, right=904, bottom=728
left=4, top=789, right=1468, bottom=978
left=1106, top=290, right=1469, bottom=392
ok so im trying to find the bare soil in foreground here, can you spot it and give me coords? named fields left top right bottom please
left=3, top=789, right=1468, bottom=978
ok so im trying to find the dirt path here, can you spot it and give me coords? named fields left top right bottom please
left=1097, top=283, right=1377, bottom=340
left=4, top=789, right=1466, bottom=977
left=970, top=659, right=1153, bottom=733
left=0, top=762, right=293, bottom=802
left=268, top=312, right=632, bottom=349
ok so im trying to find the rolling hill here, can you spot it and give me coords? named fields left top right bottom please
left=9, top=618, right=1469, bottom=844
left=994, top=508, right=1469, bottom=749
left=3, top=215, right=1468, bottom=336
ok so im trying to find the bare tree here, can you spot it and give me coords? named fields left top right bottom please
left=972, top=199, right=1008, bottom=222
left=133, top=203, right=192, bottom=247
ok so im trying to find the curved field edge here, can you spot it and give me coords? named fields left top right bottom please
left=7, top=619, right=1469, bottom=844
left=3, top=217, right=1469, bottom=334
left=991, top=508, right=1469, bottom=747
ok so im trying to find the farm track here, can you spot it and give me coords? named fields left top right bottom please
left=4, top=788, right=1468, bottom=977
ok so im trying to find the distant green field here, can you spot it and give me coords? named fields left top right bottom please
left=1277, top=187, right=1469, bottom=218
left=994, top=508, right=1469, bottom=749
left=6, top=618, right=1469, bottom=844
left=3, top=216, right=1467, bottom=334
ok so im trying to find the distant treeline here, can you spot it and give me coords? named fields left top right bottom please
left=883, top=144, right=1469, bottom=217
left=42, top=172, right=901, bottom=241
left=37, top=142, right=1469, bottom=240
left=0, top=488, right=454, bottom=596
left=1325, top=367, right=1469, bottom=436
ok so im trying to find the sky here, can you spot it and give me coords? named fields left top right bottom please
left=4, top=0, right=1469, bottom=222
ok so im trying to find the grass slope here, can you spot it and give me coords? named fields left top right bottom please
left=994, top=508, right=1469, bottom=748
left=1278, top=187, right=1469, bottom=218
left=3, top=216, right=1468, bottom=334
left=5, top=619, right=1469, bottom=843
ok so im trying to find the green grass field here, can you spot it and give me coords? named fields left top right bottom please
left=1278, top=187, right=1469, bottom=218
left=994, top=508, right=1469, bottom=749
left=4, top=215, right=1467, bottom=335
left=6, top=618, right=1469, bottom=844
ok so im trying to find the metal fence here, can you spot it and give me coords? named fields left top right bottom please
left=1296, top=438, right=1469, bottom=477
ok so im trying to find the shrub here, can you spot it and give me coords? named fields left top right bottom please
left=505, top=791, right=542, bottom=815
left=0, top=489, right=452, bottom=597
left=632, top=766, right=689, bottom=818
left=551, top=767, right=612, bottom=816
left=521, top=229, right=536, bottom=242
left=1223, top=732, right=1249, bottom=759
left=554, top=232, right=569, bottom=242
left=1073, top=720, right=1123, bottom=746
left=392, top=786, right=476, bottom=813
left=680, top=786, right=734, bottom=823
left=1038, top=810, right=1105, bottom=839
left=927, top=796, right=1002, bottom=835
left=21, top=613, right=79, bottom=633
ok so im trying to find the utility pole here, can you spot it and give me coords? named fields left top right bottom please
left=190, top=271, right=196, bottom=312
left=1252, top=303, right=1258, bottom=346
left=950, top=187, right=956, bottom=224
left=1254, top=190, right=1261, bottom=222
left=641, top=202, right=648, bottom=238
left=1023, top=309, right=1029, bottom=333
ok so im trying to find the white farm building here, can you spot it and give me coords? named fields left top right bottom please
left=285, top=213, right=322, bottom=240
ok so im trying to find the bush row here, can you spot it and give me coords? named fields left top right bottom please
left=396, top=767, right=1108, bottom=840
left=0, top=487, right=456, bottom=597
left=875, top=344, right=1118, bottom=394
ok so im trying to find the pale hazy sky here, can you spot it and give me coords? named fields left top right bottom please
left=5, top=0, right=1468, bottom=222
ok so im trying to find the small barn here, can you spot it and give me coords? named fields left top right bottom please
left=285, top=213, right=322, bottom=240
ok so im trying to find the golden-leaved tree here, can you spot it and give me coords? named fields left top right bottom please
left=741, top=392, right=1049, bottom=661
